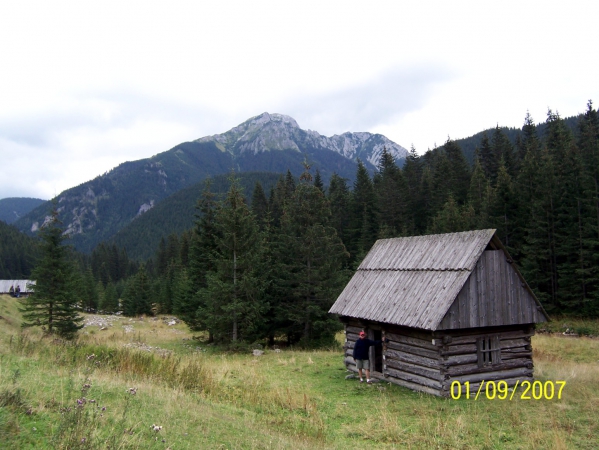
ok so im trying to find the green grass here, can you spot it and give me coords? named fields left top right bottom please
left=537, top=315, right=599, bottom=337
left=1, top=294, right=598, bottom=449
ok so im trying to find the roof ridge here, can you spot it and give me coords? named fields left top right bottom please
left=358, top=268, right=471, bottom=272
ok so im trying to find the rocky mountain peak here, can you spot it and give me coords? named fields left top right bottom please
left=197, top=112, right=408, bottom=166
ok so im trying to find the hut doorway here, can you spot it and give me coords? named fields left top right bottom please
left=373, top=330, right=383, bottom=373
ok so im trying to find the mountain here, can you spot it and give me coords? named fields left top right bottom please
left=0, top=198, right=45, bottom=224
left=198, top=112, right=408, bottom=167
left=14, top=113, right=408, bottom=254
left=109, top=172, right=283, bottom=261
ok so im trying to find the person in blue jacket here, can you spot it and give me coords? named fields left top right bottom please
left=352, top=331, right=386, bottom=383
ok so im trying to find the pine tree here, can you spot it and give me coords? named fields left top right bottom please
left=121, top=264, right=152, bottom=316
left=314, top=169, right=325, bottom=193
left=20, top=208, right=83, bottom=339
left=349, top=160, right=378, bottom=262
left=327, top=173, right=351, bottom=248
left=403, top=145, right=424, bottom=234
left=479, top=132, right=497, bottom=182
left=468, top=156, right=490, bottom=218
left=197, top=175, right=267, bottom=343
left=491, top=126, right=516, bottom=178
left=374, top=147, right=408, bottom=237
left=100, top=282, right=119, bottom=313
left=488, top=160, right=520, bottom=251
left=443, top=139, right=471, bottom=204
left=251, top=181, right=269, bottom=228
left=277, top=176, right=349, bottom=345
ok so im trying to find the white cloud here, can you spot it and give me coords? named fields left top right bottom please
left=0, top=1, right=598, bottom=198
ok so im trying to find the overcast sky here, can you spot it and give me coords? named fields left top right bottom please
left=1, top=1, right=597, bottom=200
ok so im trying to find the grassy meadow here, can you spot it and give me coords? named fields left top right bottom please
left=0, top=294, right=598, bottom=449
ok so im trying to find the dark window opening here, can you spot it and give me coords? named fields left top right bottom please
left=477, top=335, right=501, bottom=367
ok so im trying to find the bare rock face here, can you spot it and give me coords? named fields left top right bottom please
left=198, top=112, right=408, bottom=167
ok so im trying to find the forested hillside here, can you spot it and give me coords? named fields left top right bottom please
left=454, top=114, right=581, bottom=164
left=0, top=220, right=39, bottom=278
left=108, top=172, right=283, bottom=260
left=7, top=101, right=598, bottom=346
left=0, top=197, right=45, bottom=224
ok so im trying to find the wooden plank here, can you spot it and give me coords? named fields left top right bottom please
left=385, top=359, right=444, bottom=382
left=500, top=338, right=531, bottom=350
left=447, top=367, right=533, bottom=385
left=386, top=325, right=434, bottom=342
left=385, top=349, right=441, bottom=370
left=385, top=367, right=443, bottom=390
left=470, top=271, right=479, bottom=328
left=501, top=351, right=532, bottom=360
left=477, top=256, right=487, bottom=327
left=444, top=328, right=533, bottom=345
left=385, top=332, right=439, bottom=351
left=446, top=358, right=533, bottom=376
left=346, top=332, right=360, bottom=343
left=383, top=375, right=443, bottom=397
left=507, top=259, right=516, bottom=325
left=346, top=325, right=364, bottom=335
left=489, top=251, right=497, bottom=326
left=386, top=341, right=440, bottom=359
left=445, top=353, right=478, bottom=366
left=441, top=343, right=477, bottom=356
left=497, top=251, right=505, bottom=325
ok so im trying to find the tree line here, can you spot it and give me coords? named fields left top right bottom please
left=16, top=101, right=599, bottom=342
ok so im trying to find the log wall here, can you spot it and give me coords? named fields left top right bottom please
left=341, top=317, right=535, bottom=397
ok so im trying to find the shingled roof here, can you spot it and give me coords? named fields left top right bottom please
left=329, top=229, right=546, bottom=331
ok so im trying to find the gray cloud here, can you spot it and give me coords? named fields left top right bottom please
left=282, top=64, right=455, bottom=135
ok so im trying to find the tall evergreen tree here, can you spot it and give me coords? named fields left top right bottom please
left=374, top=147, right=409, bottom=237
left=403, top=145, right=424, bottom=233
left=277, top=175, right=349, bottom=345
left=327, top=173, right=351, bottom=248
left=197, top=175, right=267, bottom=343
left=443, top=139, right=471, bottom=203
left=121, top=264, right=152, bottom=316
left=349, top=160, right=378, bottom=262
left=20, top=208, right=83, bottom=339
left=251, top=181, right=269, bottom=228
left=183, top=180, right=221, bottom=331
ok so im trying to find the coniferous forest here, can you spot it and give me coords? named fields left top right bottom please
left=4, top=102, right=599, bottom=345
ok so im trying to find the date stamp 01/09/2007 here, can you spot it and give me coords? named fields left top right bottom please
left=450, top=380, right=566, bottom=401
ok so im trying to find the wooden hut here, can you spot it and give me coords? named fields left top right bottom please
left=329, top=229, right=549, bottom=397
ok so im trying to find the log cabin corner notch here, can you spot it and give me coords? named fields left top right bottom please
left=329, top=229, right=549, bottom=397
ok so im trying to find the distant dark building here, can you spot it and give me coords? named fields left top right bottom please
left=329, top=230, right=549, bottom=397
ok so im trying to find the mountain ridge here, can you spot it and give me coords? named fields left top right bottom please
left=14, top=113, right=408, bottom=253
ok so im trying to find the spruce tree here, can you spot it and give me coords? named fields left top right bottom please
left=349, top=160, right=378, bottom=262
left=327, top=173, right=351, bottom=248
left=443, top=139, right=471, bottom=204
left=277, top=176, right=349, bottom=345
left=121, top=264, right=152, bottom=316
left=197, top=175, right=267, bottom=343
left=402, top=145, right=424, bottom=234
left=374, top=147, right=408, bottom=237
left=251, top=181, right=269, bottom=228
left=20, top=208, right=83, bottom=339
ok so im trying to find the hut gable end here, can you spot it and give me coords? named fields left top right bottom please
left=329, top=230, right=548, bottom=331
left=438, top=250, right=547, bottom=330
